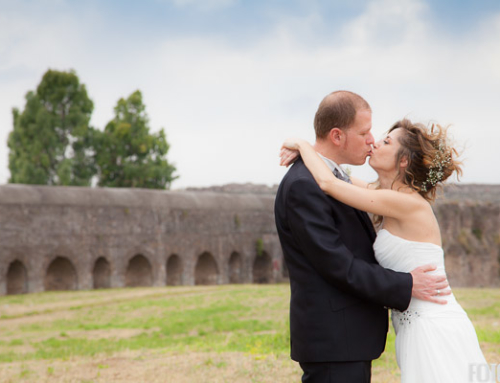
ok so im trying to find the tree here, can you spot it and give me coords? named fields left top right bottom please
left=8, top=69, right=96, bottom=186
left=94, top=90, right=177, bottom=189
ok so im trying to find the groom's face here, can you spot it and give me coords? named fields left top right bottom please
left=341, top=109, right=374, bottom=165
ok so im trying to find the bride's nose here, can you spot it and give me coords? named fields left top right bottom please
left=373, top=141, right=380, bottom=149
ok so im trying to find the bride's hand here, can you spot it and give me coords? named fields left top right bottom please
left=279, top=147, right=299, bottom=167
left=279, top=138, right=308, bottom=167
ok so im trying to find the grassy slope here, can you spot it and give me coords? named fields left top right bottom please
left=0, top=285, right=499, bottom=382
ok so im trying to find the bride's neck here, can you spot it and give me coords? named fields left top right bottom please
left=378, top=174, right=405, bottom=191
left=378, top=177, right=392, bottom=190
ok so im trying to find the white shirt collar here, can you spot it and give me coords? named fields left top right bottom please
left=317, top=152, right=347, bottom=177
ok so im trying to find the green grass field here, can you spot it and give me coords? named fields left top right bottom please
left=0, top=285, right=499, bottom=382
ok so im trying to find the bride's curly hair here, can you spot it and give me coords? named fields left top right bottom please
left=373, top=119, right=462, bottom=226
left=391, top=119, right=462, bottom=200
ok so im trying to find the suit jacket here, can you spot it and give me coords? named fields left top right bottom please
left=274, top=158, right=412, bottom=363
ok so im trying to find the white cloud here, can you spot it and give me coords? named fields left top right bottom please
left=1, top=0, right=499, bottom=188
left=166, top=0, right=237, bottom=11
left=343, top=0, right=429, bottom=47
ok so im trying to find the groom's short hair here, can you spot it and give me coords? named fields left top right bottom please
left=314, top=91, right=371, bottom=139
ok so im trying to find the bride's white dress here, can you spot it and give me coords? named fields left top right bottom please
left=373, top=229, right=489, bottom=382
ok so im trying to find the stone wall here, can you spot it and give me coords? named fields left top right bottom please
left=1, top=183, right=499, bottom=295
left=433, top=184, right=500, bottom=287
left=435, top=200, right=500, bottom=287
left=0, top=185, right=284, bottom=295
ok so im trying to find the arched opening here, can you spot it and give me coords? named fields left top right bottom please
left=6, top=260, right=28, bottom=295
left=228, top=252, right=242, bottom=284
left=195, top=252, right=219, bottom=285
left=45, top=257, right=78, bottom=291
left=166, top=254, right=182, bottom=286
left=93, top=257, right=111, bottom=289
left=125, top=254, right=153, bottom=287
left=253, top=251, right=272, bottom=284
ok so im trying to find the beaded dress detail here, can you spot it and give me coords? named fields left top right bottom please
left=373, top=229, right=489, bottom=382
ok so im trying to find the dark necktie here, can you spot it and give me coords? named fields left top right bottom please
left=333, top=167, right=352, bottom=184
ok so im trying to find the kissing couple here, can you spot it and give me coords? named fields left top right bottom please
left=274, top=91, right=489, bottom=382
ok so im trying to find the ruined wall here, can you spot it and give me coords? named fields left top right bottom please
left=435, top=200, right=500, bottom=287
left=0, top=185, right=284, bottom=295
left=1, top=184, right=499, bottom=295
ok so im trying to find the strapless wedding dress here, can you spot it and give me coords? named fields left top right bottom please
left=374, top=229, right=489, bottom=382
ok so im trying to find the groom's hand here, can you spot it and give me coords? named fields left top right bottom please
left=410, top=264, right=451, bottom=305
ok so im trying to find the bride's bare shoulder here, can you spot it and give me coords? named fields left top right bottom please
left=403, top=191, right=436, bottom=216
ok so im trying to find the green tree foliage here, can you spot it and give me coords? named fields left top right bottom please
left=94, top=90, right=177, bottom=189
left=8, top=69, right=96, bottom=186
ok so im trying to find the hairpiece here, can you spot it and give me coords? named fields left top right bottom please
left=421, top=139, right=451, bottom=192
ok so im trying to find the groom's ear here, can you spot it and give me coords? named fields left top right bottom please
left=329, top=128, right=343, bottom=146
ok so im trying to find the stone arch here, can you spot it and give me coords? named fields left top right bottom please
left=93, top=257, right=111, bottom=289
left=194, top=252, right=219, bottom=285
left=125, top=254, right=153, bottom=287
left=45, top=256, right=78, bottom=291
left=6, top=260, right=28, bottom=295
left=228, top=252, right=242, bottom=284
left=252, top=251, right=273, bottom=284
left=166, top=254, right=182, bottom=286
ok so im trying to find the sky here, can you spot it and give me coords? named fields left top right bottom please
left=0, top=0, right=499, bottom=189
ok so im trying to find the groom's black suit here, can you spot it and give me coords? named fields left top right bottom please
left=275, top=159, right=412, bottom=380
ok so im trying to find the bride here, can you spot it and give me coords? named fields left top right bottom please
left=280, top=119, right=489, bottom=382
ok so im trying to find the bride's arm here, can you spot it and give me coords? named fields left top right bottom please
left=280, top=147, right=370, bottom=189
left=280, top=146, right=371, bottom=189
left=350, top=176, right=369, bottom=189
left=283, top=139, right=423, bottom=219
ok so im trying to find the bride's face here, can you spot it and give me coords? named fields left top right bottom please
left=369, top=128, right=405, bottom=173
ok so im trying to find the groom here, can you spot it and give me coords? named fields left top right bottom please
left=274, top=91, right=449, bottom=382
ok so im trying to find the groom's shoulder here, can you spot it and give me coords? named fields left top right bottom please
left=281, top=158, right=313, bottom=183
left=278, top=158, right=319, bottom=196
